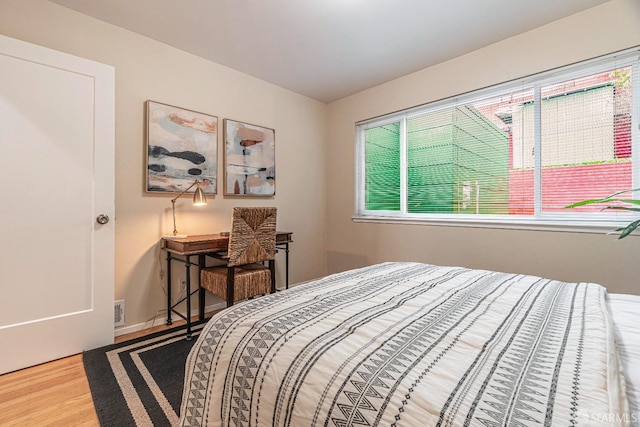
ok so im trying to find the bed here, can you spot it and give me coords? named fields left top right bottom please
left=180, top=262, right=638, bottom=426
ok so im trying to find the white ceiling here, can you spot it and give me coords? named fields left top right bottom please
left=50, top=0, right=610, bottom=103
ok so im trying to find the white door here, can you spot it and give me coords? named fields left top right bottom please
left=0, top=35, right=115, bottom=374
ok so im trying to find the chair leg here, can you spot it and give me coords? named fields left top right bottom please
left=226, top=266, right=235, bottom=307
left=269, top=260, right=276, bottom=293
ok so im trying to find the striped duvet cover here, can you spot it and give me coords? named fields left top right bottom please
left=180, top=262, right=628, bottom=426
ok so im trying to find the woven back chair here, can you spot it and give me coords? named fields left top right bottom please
left=200, top=207, right=277, bottom=307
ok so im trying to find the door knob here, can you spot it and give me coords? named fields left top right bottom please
left=96, top=214, right=110, bottom=225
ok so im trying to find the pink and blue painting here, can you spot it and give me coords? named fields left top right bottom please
left=146, top=100, right=217, bottom=194
left=224, top=119, right=275, bottom=196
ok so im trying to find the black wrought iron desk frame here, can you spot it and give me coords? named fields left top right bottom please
left=161, top=231, right=293, bottom=339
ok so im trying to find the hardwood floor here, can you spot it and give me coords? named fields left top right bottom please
left=0, top=354, right=98, bottom=427
left=0, top=318, right=195, bottom=426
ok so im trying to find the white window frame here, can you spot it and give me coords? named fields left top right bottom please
left=355, top=47, right=640, bottom=233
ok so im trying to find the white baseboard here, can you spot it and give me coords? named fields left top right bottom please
left=114, top=302, right=226, bottom=337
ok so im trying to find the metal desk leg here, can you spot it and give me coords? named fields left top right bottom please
left=198, top=254, right=205, bottom=321
left=185, top=255, right=192, bottom=340
left=285, top=242, right=290, bottom=289
left=166, top=252, right=172, bottom=325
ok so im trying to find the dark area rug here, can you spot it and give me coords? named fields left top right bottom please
left=83, top=322, right=205, bottom=426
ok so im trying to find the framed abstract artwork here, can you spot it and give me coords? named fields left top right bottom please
left=223, top=119, right=275, bottom=196
left=146, top=100, right=217, bottom=194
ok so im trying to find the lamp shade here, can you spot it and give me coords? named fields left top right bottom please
left=193, top=185, right=207, bottom=206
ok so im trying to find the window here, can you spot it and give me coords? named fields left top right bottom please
left=355, top=48, right=639, bottom=231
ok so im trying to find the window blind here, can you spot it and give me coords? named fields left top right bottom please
left=356, top=47, right=640, bottom=229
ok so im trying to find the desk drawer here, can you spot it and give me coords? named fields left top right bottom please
left=164, top=239, right=227, bottom=253
left=163, top=231, right=291, bottom=255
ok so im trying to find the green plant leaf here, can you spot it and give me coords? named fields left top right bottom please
left=565, top=199, right=608, bottom=208
left=567, top=188, right=640, bottom=239
left=614, top=219, right=640, bottom=239
left=604, top=188, right=640, bottom=198
left=603, top=206, right=640, bottom=213
left=600, top=198, right=640, bottom=206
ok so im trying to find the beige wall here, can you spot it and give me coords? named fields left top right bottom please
left=0, top=0, right=327, bottom=328
left=326, top=0, right=640, bottom=294
left=3, top=0, right=640, bottom=335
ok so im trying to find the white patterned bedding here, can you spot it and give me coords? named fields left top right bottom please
left=180, top=262, right=629, bottom=426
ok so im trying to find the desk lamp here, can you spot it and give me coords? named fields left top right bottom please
left=170, top=180, right=207, bottom=238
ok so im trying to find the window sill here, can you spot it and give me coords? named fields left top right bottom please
left=352, top=214, right=633, bottom=236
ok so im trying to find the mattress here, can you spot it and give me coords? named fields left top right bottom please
left=180, top=262, right=630, bottom=426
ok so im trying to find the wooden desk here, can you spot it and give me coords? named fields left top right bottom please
left=161, top=231, right=293, bottom=339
